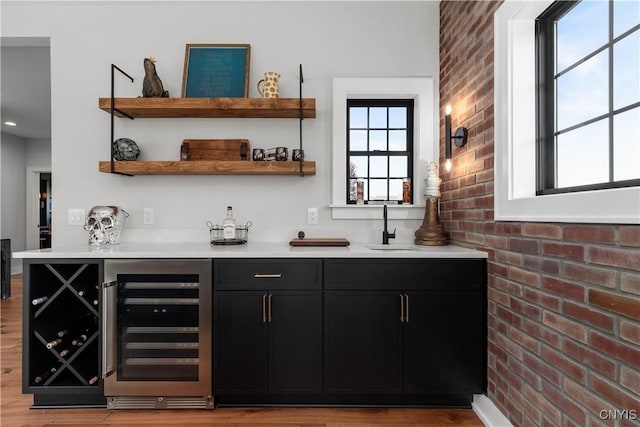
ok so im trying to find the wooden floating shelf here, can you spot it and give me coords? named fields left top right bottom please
left=98, top=97, right=316, bottom=119
left=99, top=160, right=316, bottom=176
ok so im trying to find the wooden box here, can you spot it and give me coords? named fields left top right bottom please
left=182, top=139, right=250, bottom=161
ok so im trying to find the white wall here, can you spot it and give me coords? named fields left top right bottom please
left=1, top=1, right=440, bottom=246
left=1, top=132, right=27, bottom=271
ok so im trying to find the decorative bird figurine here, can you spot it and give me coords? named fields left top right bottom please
left=142, top=57, right=169, bottom=97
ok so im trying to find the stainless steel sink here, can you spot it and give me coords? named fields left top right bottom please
left=366, top=244, right=418, bottom=251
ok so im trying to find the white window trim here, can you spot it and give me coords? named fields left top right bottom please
left=331, top=77, right=436, bottom=220
left=494, top=0, right=640, bottom=224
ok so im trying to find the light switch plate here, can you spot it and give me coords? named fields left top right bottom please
left=67, top=208, right=85, bottom=226
left=307, top=207, right=318, bottom=225
left=143, top=208, right=155, bottom=225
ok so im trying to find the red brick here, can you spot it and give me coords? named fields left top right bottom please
left=489, top=261, right=508, bottom=278
left=510, top=298, right=542, bottom=321
left=621, top=272, right=640, bottom=296
left=620, top=320, right=640, bottom=346
left=496, top=250, right=523, bottom=266
left=495, top=356, right=524, bottom=387
left=496, top=332, right=524, bottom=360
left=561, top=340, right=616, bottom=380
left=563, top=378, right=612, bottom=421
left=523, top=352, right=561, bottom=386
left=590, top=332, right=640, bottom=370
left=507, top=357, right=541, bottom=390
left=589, top=289, right=640, bottom=321
left=542, top=346, right=586, bottom=383
left=563, top=226, right=616, bottom=244
left=494, top=276, right=523, bottom=297
left=588, top=247, right=640, bottom=271
left=620, top=226, right=640, bottom=247
left=523, top=223, right=562, bottom=240
left=620, top=366, right=640, bottom=395
left=524, top=288, right=561, bottom=311
left=543, top=311, right=588, bottom=343
left=523, top=383, right=562, bottom=426
left=563, top=263, right=617, bottom=289
left=509, top=325, right=540, bottom=354
left=509, top=238, right=540, bottom=254
left=496, top=223, right=522, bottom=235
left=541, top=382, right=587, bottom=427
left=497, top=305, right=523, bottom=329
left=523, top=255, right=560, bottom=275
left=589, top=373, right=639, bottom=411
left=542, top=242, right=585, bottom=262
left=563, top=301, right=615, bottom=332
left=541, top=277, right=586, bottom=301
left=509, top=387, right=541, bottom=425
left=485, top=235, right=508, bottom=249
left=524, top=318, right=561, bottom=349
left=510, top=267, right=541, bottom=287
left=488, top=287, right=510, bottom=307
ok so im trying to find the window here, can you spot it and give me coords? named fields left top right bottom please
left=347, top=99, right=414, bottom=204
left=536, top=0, right=640, bottom=195
left=331, top=78, right=436, bottom=220
left=494, top=0, right=640, bottom=224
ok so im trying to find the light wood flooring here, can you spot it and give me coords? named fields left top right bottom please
left=1, top=274, right=484, bottom=427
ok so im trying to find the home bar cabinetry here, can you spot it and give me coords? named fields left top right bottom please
left=17, top=244, right=487, bottom=408
left=22, top=259, right=105, bottom=408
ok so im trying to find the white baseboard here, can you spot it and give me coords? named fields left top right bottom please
left=472, top=394, right=513, bottom=427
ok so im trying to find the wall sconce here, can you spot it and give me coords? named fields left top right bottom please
left=444, top=104, right=468, bottom=172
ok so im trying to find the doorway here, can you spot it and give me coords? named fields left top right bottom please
left=38, top=173, right=52, bottom=248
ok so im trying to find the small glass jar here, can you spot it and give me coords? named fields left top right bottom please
left=210, top=225, right=223, bottom=242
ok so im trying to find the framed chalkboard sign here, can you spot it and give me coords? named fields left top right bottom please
left=182, top=44, right=251, bottom=98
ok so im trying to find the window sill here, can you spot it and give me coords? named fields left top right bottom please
left=330, top=204, right=425, bottom=220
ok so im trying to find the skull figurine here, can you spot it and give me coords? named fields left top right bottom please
left=83, top=206, right=129, bottom=245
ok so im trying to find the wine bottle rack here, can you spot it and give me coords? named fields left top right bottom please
left=23, top=259, right=106, bottom=408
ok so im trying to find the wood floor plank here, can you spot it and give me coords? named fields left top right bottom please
left=1, top=274, right=484, bottom=427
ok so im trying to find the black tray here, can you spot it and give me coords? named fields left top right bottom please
left=211, top=239, right=247, bottom=245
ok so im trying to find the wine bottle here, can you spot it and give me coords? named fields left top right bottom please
left=58, top=348, right=70, bottom=357
left=71, top=332, right=88, bottom=346
left=77, top=289, right=87, bottom=297
left=57, top=329, right=69, bottom=338
left=46, top=338, right=62, bottom=349
left=223, top=206, right=236, bottom=239
left=88, top=375, right=99, bottom=385
left=34, top=361, right=62, bottom=384
left=32, top=296, right=49, bottom=306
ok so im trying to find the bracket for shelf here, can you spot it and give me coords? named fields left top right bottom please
left=299, top=64, right=305, bottom=177
left=110, top=64, right=135, bottom=176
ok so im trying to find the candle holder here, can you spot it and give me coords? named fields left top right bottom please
left=414, top=162, right=448, bottom=246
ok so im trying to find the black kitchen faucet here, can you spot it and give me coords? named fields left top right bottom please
left=382, top=204, right=396, bottom=244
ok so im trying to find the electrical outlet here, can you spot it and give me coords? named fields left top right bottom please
left=307, top=207, right=318, bottom=225
left=143, top=208, right=155, bottom=225
left=67, top=208, right=86, bottom=226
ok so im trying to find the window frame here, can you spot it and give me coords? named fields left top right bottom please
left=346, top=98, right=415, bottom=205
left=494, top=0, right=640, bottom=224
left=331, top=77, right=435, bottom=220
left=536, top=0, right=640, bottom=195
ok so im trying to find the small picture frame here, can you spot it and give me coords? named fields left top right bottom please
left=182, top=44, right=251, bottom=98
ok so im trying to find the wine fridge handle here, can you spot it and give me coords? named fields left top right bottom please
left=102, top=280, right=117, bottom=379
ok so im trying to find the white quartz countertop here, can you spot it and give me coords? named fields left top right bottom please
left=13, top=242, right=487, bottom=259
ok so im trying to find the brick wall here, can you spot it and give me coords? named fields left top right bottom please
left=439, top=2, right=640, bottom=426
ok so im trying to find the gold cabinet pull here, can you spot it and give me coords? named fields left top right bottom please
left=254, top=274, right=282, bottom=278
left=262, top=294, right=267, bottom=323
left=268, top=294, right=273, bottom=323
left=400, top=294, right=405, bottom=322
left=405, top=293, right=410, bottom=323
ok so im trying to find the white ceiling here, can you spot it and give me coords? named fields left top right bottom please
left=1, top=37, right=52, bottom=139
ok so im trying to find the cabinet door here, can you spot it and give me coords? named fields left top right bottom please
left=324, top=291, right=402, bottom=393
left=269, top=291, right=322, bottom=393
left=213, top=291, right=268, bottom=393
left=403, top=291, right=484, bottom=394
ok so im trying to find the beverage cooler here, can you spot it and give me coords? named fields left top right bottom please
left=102, top=260, right=212, bottom=409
